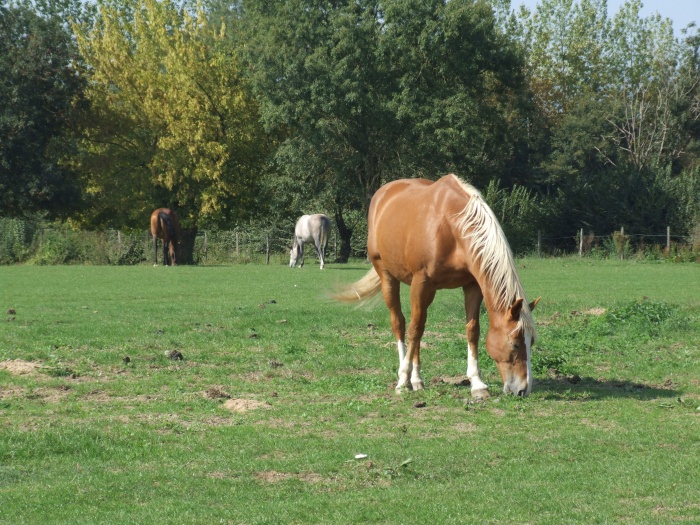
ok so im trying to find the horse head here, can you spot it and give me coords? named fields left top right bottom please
left=485, top=297, right=540, bottom=397
left=289, top=240, right=300, bottom=267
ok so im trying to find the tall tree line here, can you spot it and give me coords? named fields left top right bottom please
left=1, top=0, right=698, bottom=258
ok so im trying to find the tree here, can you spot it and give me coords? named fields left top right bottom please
left=0, top=1, right=86, bottom=218
left=512, top=0, right=700, bottom=240
left=242, top=0, right=533, bottom=260
left=72, top=0, right=270, bottom=233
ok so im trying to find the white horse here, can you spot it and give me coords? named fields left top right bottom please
left=290, top=214, right=331, bottom=269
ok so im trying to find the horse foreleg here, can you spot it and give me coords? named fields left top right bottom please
left=297, top=241, right=304, bottom=268
left=402, top=279, right=436, bottom=392
left=163, top=240, right=170, bottom=266
left=464, top=283, right=489, bottom=400
left=380, top=272, right=407, bottom=390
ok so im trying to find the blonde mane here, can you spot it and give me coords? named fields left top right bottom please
left=450, top=175, right=536, bottom=339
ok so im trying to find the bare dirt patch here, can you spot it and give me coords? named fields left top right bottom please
left=254, top=470, right=323, bottom=484
left=204, top=386, right=231, bottom=400
left=0, top=386, right=26, bottom=399
left=585, top=307, right=607, bottom=316
left=0, top=359, right=40, bottom=375
left=34, top=386, right=72, bottom=403
left=224, top=398, right=272, bottom=413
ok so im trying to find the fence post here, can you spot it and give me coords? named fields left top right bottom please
left=537, top=230, right=542, bottom=258
left=117, top=230, right=122, bottom=254
left=235, top=230, right=240, bottom=256
left=579, top=228, right=583, bottom=256
left=203, top=231, right=208, bottom=264
left=621, top=226, right=625, bottom=260
left=666, top=226, right=671, bottom=253
left=266, top=234, right=270, bottom=265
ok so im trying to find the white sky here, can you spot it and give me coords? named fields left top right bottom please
left=514, top=0, right=699, bottom=34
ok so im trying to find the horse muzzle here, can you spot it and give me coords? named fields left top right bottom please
left=502, top=377, right=531, bottom=397
left=500, top=366, right=532, bottom=397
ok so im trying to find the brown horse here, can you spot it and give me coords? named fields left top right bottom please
left=335, top=174, right=540, bottom=398
left=150, top=208, right=181, bottom=266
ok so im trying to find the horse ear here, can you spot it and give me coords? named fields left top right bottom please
left=509, top=298, right=524, bottom=320
left=529, top=296, right=541, bottom=311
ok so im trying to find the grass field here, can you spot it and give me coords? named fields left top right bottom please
left=1, top=258, right=699, bottom=524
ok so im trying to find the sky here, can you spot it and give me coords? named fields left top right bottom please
left=514, top=0, right=699, bottom=34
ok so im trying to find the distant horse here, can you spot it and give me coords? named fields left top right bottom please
left=334, top=175, right=540, bottom=398
left=150, top=208, right=182, bottom=266
left=290, top=214, right=331, bottom=270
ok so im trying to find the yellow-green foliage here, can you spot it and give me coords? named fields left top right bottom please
left=73, top=0, right=269, bottom=228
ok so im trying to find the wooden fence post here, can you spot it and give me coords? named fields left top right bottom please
left=266, top=234, right=270, bottom=265
left=537, top=230, right=542, bottom=258
left=621, top=226, right=625, bottom=260
left=203, top=231, right=208, bottom=263
left=666, top=226, right=671, bottom=252
left=579, top=228, right=583, bottom=256
left=235, top=230, right=240, bottom=256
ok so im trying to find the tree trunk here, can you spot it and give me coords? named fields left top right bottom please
left=179, top=227, right=197, bottom=264
left=333, top=211, right=353, bottom=263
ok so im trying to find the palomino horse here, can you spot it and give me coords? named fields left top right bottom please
left=290, top=214, right=331, bottom=269
left=150, top=208, right=182, bottom=266
left=335, top=174, right=540, bottom=398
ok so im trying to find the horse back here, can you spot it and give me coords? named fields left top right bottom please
left=367, top=176, right=474, bottom=286
left=295, top=214, right=331, bottom=241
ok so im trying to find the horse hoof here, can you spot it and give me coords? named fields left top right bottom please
left=411, top=381, right=425, bottom=391
left=472, top=389, right=490, bottom=401
left=395, top=383, right=412, bottom=394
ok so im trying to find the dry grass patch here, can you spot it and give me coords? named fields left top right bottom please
left=224, top=398, right=271, bottom=413
left=254, top=471, right=324, bottom=484
left=0, top=359, right=41, bottom=375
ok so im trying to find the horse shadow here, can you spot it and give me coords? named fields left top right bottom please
left=438, top=373, right=680, bottom=401
left=534, top=373, right=680, bottom=401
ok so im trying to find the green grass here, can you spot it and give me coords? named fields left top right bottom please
left=1, top=258, right=699, bottom=524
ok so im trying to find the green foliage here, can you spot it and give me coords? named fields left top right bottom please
left=30, top=230, right=81, bottom=265
left=0, top=0, right=85, bottom=218
left=515, top=0, right=700, bottom=243
left=243, top=0, right=534, bottom=259
left=72, top=0, right=271, bottom=229
left=0, top=218, right=37, bottom=264
left=483, top=179, right=543, bottom=254
left=600, top=300, right=676, bottom=327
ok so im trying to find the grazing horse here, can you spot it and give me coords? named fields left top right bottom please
left=334, top=174, right=540, bottom=398
left=150, top=208, right=181, bottom=266
left=290, top=214, right=331, bottom=270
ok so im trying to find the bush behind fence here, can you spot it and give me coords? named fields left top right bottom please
left=0, top=219, right=369, bottom=266
left=0, top=218, right=697, bottom=265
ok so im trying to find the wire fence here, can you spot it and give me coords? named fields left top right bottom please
left=0, top=218, right=697, bottom=265
left=0, top=221, right=368, bottom=265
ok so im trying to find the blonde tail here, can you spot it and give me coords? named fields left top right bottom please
left=333, top=268, right=382, bottom=303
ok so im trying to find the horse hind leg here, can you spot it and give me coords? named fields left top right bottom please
left=163, top=240, right=170, bottom=266
left=314, top=239, right=325, bottom=269
left=153, top=237, right=159, bottom=266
